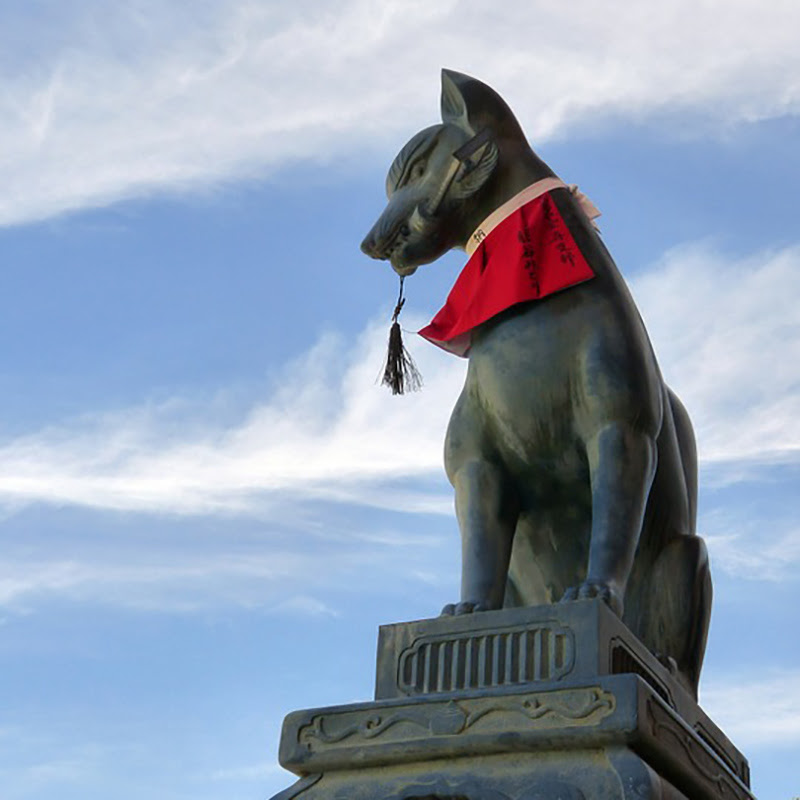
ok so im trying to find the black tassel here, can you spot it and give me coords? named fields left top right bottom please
left=381, top=277, right=422, bottom=395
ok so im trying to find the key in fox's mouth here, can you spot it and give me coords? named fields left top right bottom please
left=384, top=229, right=418, bottom=276
left=391, top=260, right=418, bottom=277
left=389, top=247, right=418, bottom=276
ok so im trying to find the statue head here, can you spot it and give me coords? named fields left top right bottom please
left=361, top=69, right=544, bottom=275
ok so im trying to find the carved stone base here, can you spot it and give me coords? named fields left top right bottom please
left=269, top=601, right=755, bottom=800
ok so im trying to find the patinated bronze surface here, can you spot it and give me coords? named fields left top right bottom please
left=361, top=70, right=712, bottom=698
left=273, top=601, right=754, bottom=800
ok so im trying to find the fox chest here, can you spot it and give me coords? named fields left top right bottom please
left=444, top=305, right=595, bottom=491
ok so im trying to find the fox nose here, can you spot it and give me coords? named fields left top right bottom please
left=362, top=221, right=411, bottom=260
left=361, top=232, right=380, bottom=259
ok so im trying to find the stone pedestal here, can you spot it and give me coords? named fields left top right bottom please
left=270, top=600, right=754, bottom=800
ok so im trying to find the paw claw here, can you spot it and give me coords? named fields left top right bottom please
left=561, top=581, right=623, bottom=615
left=440, top=600, right=490, bottom=616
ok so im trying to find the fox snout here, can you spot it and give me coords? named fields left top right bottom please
left=360, top=195, right=425, bottom=275
left=361, top=219, right=414, bottom=258
left=360, top=232, right=381, bottom=259
left=361, top=122, right=499, bottom=274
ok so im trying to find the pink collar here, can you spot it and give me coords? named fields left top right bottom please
left=465, top=177, right=601, bottom=256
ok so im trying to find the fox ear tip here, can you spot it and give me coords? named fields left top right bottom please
left=441, top=68, right=467, bottom=84
left=441, top=69, right=473, bottom=128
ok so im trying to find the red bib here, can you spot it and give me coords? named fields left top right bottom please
left=418, top=191, right=595, bottom=357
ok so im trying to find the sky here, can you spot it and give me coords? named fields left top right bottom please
left=0, top=1, right=798, bottom=799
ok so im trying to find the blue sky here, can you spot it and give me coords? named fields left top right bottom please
left=0, top=2, right=799, bottom=799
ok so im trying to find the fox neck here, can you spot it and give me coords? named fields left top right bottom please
left=459, top=146, right=556, bottom=250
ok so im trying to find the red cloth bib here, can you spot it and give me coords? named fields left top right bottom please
left=418, top=191, right=595, bottom=357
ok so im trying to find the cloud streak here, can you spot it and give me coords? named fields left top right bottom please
left=630, top=243, right=800, bottom=470
left=700, top=507, right=800, bottom=583
left=0, top=321, right=464, bottom=516
left=702, top=669, right=800, bottom=748
left=1, top=0, right=799, bottom=226
left=0, top=516, right=455, bottom=612
left=0, top=242, right=798, bottom=519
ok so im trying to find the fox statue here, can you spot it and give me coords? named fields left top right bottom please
left=361, top=70, right=712, bottom=698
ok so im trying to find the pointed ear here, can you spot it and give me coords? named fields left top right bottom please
left=451, top=138, right=499, bottom=200
left=441, top=69, right=473, bottom=133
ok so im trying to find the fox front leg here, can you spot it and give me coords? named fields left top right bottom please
left=562, top=423, right=657, bottom=616
left=441, top=459, right=519, bottom=615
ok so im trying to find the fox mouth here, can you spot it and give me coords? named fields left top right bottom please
left=382, top=218, right=411, bottom=255
left=388, top=242, right=418, bottom=276
left=390, top=258, right=418, bottom=277
left=362, top=206, right=431, bottom=275
left=385, top=229, right=405, bottom=259
left=383, top=225, right=419, bottom=275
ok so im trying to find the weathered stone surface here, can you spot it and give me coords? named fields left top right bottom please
left=269, top=601, right=754, bottom=800
left=284, top=682, right=618, bottom=770
left=375, top=600, right=746, bottom=786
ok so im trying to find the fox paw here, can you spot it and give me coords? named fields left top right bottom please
left=561, top=581, right=623, bottom=616
left=440, top=601, right=490, bottom=616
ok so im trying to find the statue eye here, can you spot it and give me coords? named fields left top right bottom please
left=411, top=160, right=427, bottom=180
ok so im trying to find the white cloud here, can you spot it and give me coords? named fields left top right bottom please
left=0, top=546, right=433, bottom=613
left=0, top=501, right=460, bottom=612
left=0, top=319, right=464, bottom=517
left=0, top=243, right=796, bottom=614
left=703, top=522, right=800, bottom=582
left=701, top=670, right=800, bottom=748
left=269, top=595, right=339, bottom=617
left=0, top=734, right=112, bottom=798
left=630, top=244, right=800, bottom=471
left=1, top=0, right=799, bottom=226
left=0, top=242, right=797, bottom=519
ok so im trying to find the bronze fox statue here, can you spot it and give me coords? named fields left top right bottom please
left=361, top=70, right=711, bottom=698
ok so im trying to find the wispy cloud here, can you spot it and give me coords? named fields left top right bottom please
left=1, top=0, right=799, bottom=225
left=701, top=670, right=800, bottom=748
left=0, top=524, right=454, bottom=612
left=268, top=595, right=339, bottom=618
left=0, top=242, right=797, bottom=519
left=704, top=524, right=800, bottom=582
left=630, top=243, right=800, bottom=472
left=0, top=320, right=464, bottom=516
left=0, top=732, right=111, bottom=799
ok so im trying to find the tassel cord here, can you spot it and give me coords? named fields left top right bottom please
left=381, top=276, right=423, bottom=395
